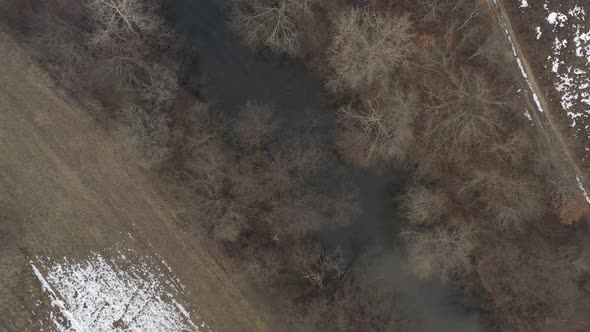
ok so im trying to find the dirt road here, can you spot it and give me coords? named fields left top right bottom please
left=0, top=29, right=268, bottom=331
left=491, top=0, right=590, bottom=192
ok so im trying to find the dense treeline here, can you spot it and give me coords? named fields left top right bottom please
left=2, top=0, right=590, bottom=330
left=228, top=0, right=590, bottom=330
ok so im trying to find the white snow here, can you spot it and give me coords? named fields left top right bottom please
left=535, top=26, right=542, bottom=40
left=494, top=0, right=590, bottom=203
left=31, top=263, right=85, bottom=332
left=524, top=109, right=533, bottom=121
left=547, top=12, right=568, bottom=28
left=577, top=176, right=590, bottom=204
left=569, top=6, right=586, bottom=20
left=520, top=0, right=529, bottom=9
left=31, top=247, right=211, bottom=332
left=542, top=4, right=590, bottom=139
left=497, top=18, right=545, bottom=114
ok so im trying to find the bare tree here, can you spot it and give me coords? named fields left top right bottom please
left=488, top=130, right=533, bottom=167
left=233, top=101, right=280, bottom=149
left=119, top=105, right=171, bottom=168
left=334, top=125, right=373, bottom=168
left=297, top=245, right=344, bottom=289
left=423, top=69, right=505, bottom=164
left=0, top=0, right=21, bottom=26
left=229, top=0, right=310, bottom=56
left=402, top=184, right=449, bottom=225
left=454, top=0, right=490, bottom=31
left=464, top=26, right=509, bottom=66
left=137, top=61, right=178, bottom=106
left=418, top=0, right=446, bottom=20
left=283, top=140, right=326, bottom=180
left=91, top=56, right=178, bottom=106
left=30, top=13, right=89, bottom=80
left=327, top=8, right=414, bottom=92
left=531, top=130, right=590, bottom=224
left=461, top=170, right=545, bottom=229
left=338, top=86, right=417, bottom=163
left=184, top=141, right=229, bottom=200
left=403, top=224, right=475, bottom=281
left=85, top=0, right=168, bottom=47
left=533, top=130, right=580, bottom=210
left=558, top=197, right=590, bottom=225
left=477, top=234, right=590, bottom=332
left=168, top=103, right=248, bottom=242
left=210, top=202, right=248, bottom=242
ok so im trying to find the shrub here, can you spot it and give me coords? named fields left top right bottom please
left=211, top=202, right=248, bottom=242
left=296, top=245, right=344, bottom=289
left=334, top=125, right=372, bottom=168
left=30, top=13, right=89, bottom=80
left=488, top=130, right=532, bottom=167
left=533, top=131, right=580, bottom=209
left=119, top=106, right=171, bottom=168
left=558, top=197, right=590, bottom=225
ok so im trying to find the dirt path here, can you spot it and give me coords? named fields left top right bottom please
left=491, top=0, right=590, bottom=192
left=0, top=29, right=268, bottom=331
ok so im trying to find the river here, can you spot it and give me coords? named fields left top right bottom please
left=161, top=1, right=487, bottom=330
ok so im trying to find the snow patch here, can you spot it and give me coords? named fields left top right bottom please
left=547, top=12, right=568, bottom=28
left=577, top=176, right=590, bottom=204
left=543, top=4, right=590, bottom=141
left=31, top=263, right=84, bottom=332
left=524, top=109, right=533, bottom=121
left=497, top=16, right=545, bottom=113
left=31, top=247, right=212, bottom=332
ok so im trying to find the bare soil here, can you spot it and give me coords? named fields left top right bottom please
left=0, top=28, right=267, bottom=331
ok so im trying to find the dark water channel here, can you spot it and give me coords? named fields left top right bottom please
left=162, top=0, right=405, bottom=255
left=162, top=1, right=487, bottom=329
left=163, top=0, right=323, bottom=118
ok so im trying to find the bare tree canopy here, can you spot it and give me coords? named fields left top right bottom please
left=403, top=224, right=476, bottom=281
left=229, top=0, right=310, bottom=56
left=86, top=0, right=168, bottom=46
left=119, top=106, right=171, bottom=169
left=338, top=86, right=418, bottom=164
left=402, top=184, right=449, bottom=225
left=233, top=101, right=280, bottom=149
left=461, top=170, right=545, bottom=229
left=327, top=8, right=414, bottom=92
left=423, top=70, right=505, bottom=163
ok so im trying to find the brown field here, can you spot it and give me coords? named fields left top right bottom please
left=0, top=28, right=267, bottom=331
